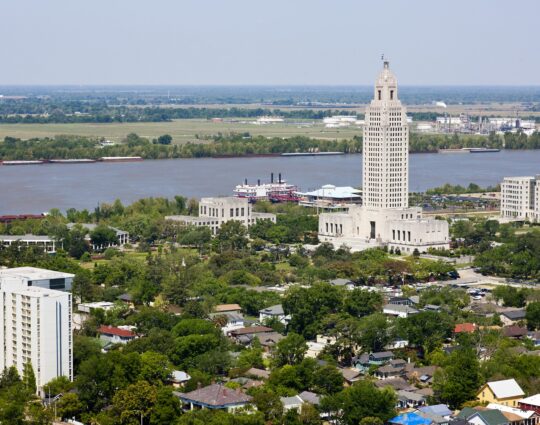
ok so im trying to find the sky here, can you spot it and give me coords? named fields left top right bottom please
left=0, top=0, right=539, bottom=86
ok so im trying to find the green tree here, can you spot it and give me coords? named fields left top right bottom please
left=273, top=333, right=308, bottom=367
left=22, top=362, right=36, bottom=394
left=320, top=380, right=396, bottom=425
left=112, top=381, right=158, bottom=425
left=56, top=393, right=84, bottom=420
left=139, top=351, right=172, bottom=385
left=526, top=302, right=540, bottom=330
left=157, top=134, right=173, bottom=145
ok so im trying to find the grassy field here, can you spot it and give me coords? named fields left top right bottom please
left=0, top=119, right=362, bottom=143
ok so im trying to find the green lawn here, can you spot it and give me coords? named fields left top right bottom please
left=0, top=119, right=362, bottom=143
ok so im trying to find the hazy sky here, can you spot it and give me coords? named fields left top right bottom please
left=1, top=0, right=539, bottom=86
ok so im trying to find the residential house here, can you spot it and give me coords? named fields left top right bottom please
left=389, top=296, right=417, bottom=307
left=244, top=368, right=270, bottom=380
left=329, top=278, right=355, bottom=290
left=209, top=312, right=245, bottom=335
left=418, top=405, right=453, bottom=420
left=354, top=351, right=395, bottom=372
left=98, top=325, right=137, bottom=345
left=457, top=407, right=509, bottom=425
left=305, top=335, right=337, bottom=359
left=477, top=379, right=525, bottom=407
left=383, top=304, right=419, bottom=318
left=255, top=332, right=285, bottom=349
left=486, top=403, right=539, bottom=425
left=229, top=326, right=274, bottom=344
left=374, top=377, right=415, bottom=392
left=375, top=359, right=408, bottom=380
left=214, top=304, right=242, bottom=314
left=169, top=371, right=191, bottom=388
left=519, top=394, right=540, bottom=415
left=175, top=383, right=253, bottom=412
left=259, top=304, right=290, bottom=326
left=503, top=326, right=528, bottom=340
left=281, top=395, right=304, bottom=412
left=397, top=390, right=427, bottom=409
left=339, top=368, right=362, bottom=386
left=454, top=323, right=477, bottom=334
left=501, top=310, right=526, bottom=327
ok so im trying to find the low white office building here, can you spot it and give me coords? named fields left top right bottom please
left=0, top=267, right=74, bottom=291
left=0, top=285, right=72, bottom=393
left=166, top=197, right=276, bottom=235
left=0, top=234, right=58, bottom=254
left=66, top=223, right=129, bottom=250
left=500, top=175, right=540, bottom=222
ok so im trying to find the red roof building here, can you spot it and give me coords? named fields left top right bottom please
left=454, top=323, right=477, bottom=334
left=98, top=325, right=137, bottom=344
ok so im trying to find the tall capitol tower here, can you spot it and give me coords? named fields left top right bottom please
left=362, top=61, right=409, bottom=209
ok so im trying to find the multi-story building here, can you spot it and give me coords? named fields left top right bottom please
left=500, top=175, right=540, bottom=222
left=318, top=61, right=449, bottom=254
left=165, top=197, right=276, bottom=235
left=0, top=285, right=72, bottom=393
left=0, top=267, right=74, bottom=292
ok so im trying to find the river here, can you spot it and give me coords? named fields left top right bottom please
left=1, top=150, right=539, bottom=214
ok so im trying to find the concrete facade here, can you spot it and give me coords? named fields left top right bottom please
left=0, top=267, right=74, bottom=292
left=318, top=62, right=449, bottom=254
left=166, top=197, right=276, bottom=235
left=0, top=234, right=57, bottom=254
left=500, top=176, right=540, bottom=222
left=0, top=286, right=72, bottom=393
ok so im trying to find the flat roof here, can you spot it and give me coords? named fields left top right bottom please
left=0, top=234, right=54, bottom=242
left=0, top=266, right=74, bottom=280
left=298, top=186, right=362, bottom=199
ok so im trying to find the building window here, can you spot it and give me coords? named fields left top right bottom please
left=230, top=208, right=234, bottom=217
left=378, top=90, right=381, bottom=100
left=326, top=223, right=329, bottom=233
left=241, top=208, right=245, bottom=216
left=390, top=90, right=394, bottom=100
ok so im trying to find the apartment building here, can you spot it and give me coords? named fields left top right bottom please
left=500, top=175, right=540, bottom=222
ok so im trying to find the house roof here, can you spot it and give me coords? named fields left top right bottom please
left=98, top=325, right=136, bottom=338
left=454, top=323, right=477, bottom=333
left=281, top=395, right=303, bottom=408
left=215, top=304, right=242, bottom=313
left=397, top=390, right=426, bottom=402
left=458, top=408, right=509, bottom=425
left=503, top=326, right=528, bottom=338
left=419, top=405, right=452, bottom=417
left=339, top=368, right=362, bottom=382
left=245, top=368, right=270, bottom=380
left=230, top=326, right=273, bottom=336
left=389, top=412, right=433, bottom=425
left=486, top=403, right=536, bottom=419
left=170, top=371, right=191, bottom=383
left=384, top=304, right=419, bottom=314
left=259, top=304, right=284, bottom=315
left=501, top=310, right=526, bottom=320
left=519, top=394, right=540, bottom=407
left=299, top=391, right=320, bottom=405
left=485, top=379, right=525, bottom=399
left=329, top=278, right=354, bottom=286
left=255, top=332, right=284, bottom=347
left=176, top=384, right=252, bottom=407
left=374, top=377, right=413, bottom=391
left=371, top=351, right=394, bottom=359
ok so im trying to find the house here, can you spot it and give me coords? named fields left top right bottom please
left=209, top=312, right=245, bottom=335
left=503, top=326, right=528, bottom=340
left=214, top=304, right=242, bottom=314
left=169, top=371, right=191, bottom=388
left=457, top=407, right=510, bottom=425
left=255, top=332, right=285, bottom=349
left=389, top=296, right=417, bottom=307
left=329, top=278, right=355, bottom=290
left=117, top=293, right=135, bottom=308
left=0, top=234, right=58, bottom=254
left=383, top=304, right=419, bottom=318
left=354, top=351, right=395, bottom=372
left=418, top=405, right=453, bottom=420
left=375, top=359, right=408, bottom=380
left=299, top=391, right=321, bottom=406
left=98, top=325, right=137, bottom=345
left=259, top=304, right=290, bottom=325
left=454, top=323, right=477, bottom=334
left=389, top=412, right=433, bottom=425
left=78, top=301, right=115, bottom=313
left=66, top=223, right=129, bottom=250
left=339, top=368, right=362, bottom=386
left=486, top=403, right=539, bottom=425
left=406, top=365, right=439, bottom=385
left=281, top=395, right=304, bottom=412
left=244, top=368, right=270, bottom=380
left=229, top=326, right=274, bottom=344
left=386, top=339, right=410, bottom=350
left=305, top=335, right=337, bottom=359
left=519, top=394, right=540, bottom=415
left=424, top=304, right=442, bottom=312
left=500, top=310, right=526, bottom=326
left=477, top=379, right=525, bottom=407
left=175, top=383, right=252, bottom=412
left=375, top=377, right=415, bottom=392
left=397, top=390, right=427, bottom=409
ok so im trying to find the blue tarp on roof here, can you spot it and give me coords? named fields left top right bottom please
left=390, top=412, right=433, bottom=425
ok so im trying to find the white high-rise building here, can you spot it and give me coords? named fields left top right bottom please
left=318, top=61, right=450, bottom=254
left=0, top=271, right=73, bottom=393
left=500, top=175, right=540, bottom=222
left=363, top=61, right=409, bottom=209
